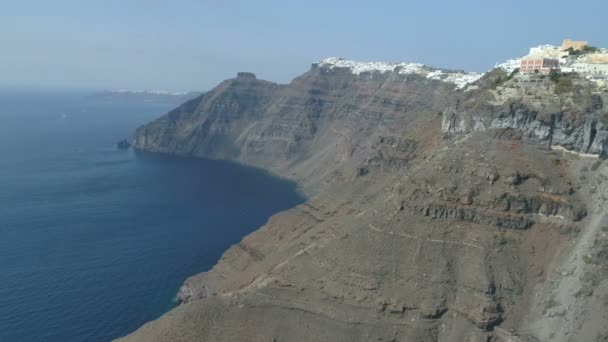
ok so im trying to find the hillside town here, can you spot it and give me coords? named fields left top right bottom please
left=498, top=39, right=608, bottom=87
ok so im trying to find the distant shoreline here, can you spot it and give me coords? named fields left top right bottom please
left=90, top=90, right=201, bottom=103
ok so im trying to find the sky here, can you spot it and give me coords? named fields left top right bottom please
left=1, top=0, right=607, bottom=91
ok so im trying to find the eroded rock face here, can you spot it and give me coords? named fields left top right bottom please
left=120, top=64, right=608, bottom=342
left=442, top=72, right=608, bottom=156
left=134, top=65, right=458, bottom=193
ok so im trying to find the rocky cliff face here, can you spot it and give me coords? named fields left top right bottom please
left=134, top=60, right=461, bottom=193
left=442, top=70, right=608, bottom=156
left=121, top=61, right=608, bottom=342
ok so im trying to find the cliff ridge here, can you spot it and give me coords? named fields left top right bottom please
left=122, top=57, right=608, bottom=342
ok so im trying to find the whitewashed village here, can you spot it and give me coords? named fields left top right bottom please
left=498, top=39, right=608, bottom=87
left=318, top=38, right=608, bottom=92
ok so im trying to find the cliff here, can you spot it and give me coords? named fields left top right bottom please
left=121, top=59, right=608, bottom=342
left=442, top=70, right=608, bottom=156
left=133, top=60, right=466, bottom=194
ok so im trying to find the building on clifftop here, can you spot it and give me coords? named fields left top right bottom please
left=520, top=58, right=560, bottom=74
left=561, top=39, right=588, bottom=52
left=528, top=44, right=563, bottom=59
left=236, top=72, right=257, bottom=79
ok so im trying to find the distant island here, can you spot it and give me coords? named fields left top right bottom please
left=116, top=139, right=131, bottom=149
left=91, top=89, right=201, bottom=104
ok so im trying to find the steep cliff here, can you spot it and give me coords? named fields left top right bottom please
left=133, top=59, right=466, bottom=193
left=121, top=60, right=608, bottom=342
left=442, top=70, right=608, bottom=156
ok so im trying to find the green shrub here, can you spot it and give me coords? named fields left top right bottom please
left=555, top=76, right=574, bottom=94
left=584, top=45, right=600, bottom=53
left=582, top=254, right=597, bottom=265
left=490, top=76, right=506, bottom=90
left=549, top=69, right=561, bottom=83
left=566, top=46, right=600, bottom=56
left=490, top=69, right=519, bottom=90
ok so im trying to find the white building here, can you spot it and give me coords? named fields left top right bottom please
left=494, top=41, right=608, bottom=87
left=586, top=63, right=608, bottom=76
left=528, top=45, right=567, bottom=59
left=495, top=58, right=521, bottom=74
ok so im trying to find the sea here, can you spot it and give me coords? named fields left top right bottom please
left=0, top=87, right=305, bottom=342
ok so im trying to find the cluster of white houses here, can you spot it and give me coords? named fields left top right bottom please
left=498, top=39, right=608, bottom=87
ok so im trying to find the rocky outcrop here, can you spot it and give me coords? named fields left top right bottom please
left=442, top=73, right=608, bottom=156
left=120, top=62, right=607, bottom=342
left=412, top=201, right=533, bottom=229
left=116, top=139, right=131, bottom=149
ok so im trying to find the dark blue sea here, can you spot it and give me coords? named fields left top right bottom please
left=0, top=88, right=304, bottom=342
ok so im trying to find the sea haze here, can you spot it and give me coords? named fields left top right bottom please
left=0, top=88, right=305, bottom=342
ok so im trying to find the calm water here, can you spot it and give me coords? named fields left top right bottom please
left=0, top=88, right=304, bottom=342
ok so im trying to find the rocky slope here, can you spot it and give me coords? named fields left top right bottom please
left=121, top=59, right=608, bottom=342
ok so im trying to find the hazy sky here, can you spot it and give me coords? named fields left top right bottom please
left=1, top=0, right=606, bottom=90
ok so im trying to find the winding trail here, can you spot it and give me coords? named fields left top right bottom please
left=367, top=223, right=484, bottom=250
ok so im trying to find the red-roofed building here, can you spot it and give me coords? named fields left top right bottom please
left=520, top=58, right=560, bottom=74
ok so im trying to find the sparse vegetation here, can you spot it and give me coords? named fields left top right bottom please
left=554, top=75, right=574, bottom=94
left=549, top=70, right=578, bottom=95
left=574, top=285, right=594, bottom=298
left=490, top=69, right=519, bottom=90
left=504, top=284, right=523, bottom=297
left=497, top=236, right=508, bottom=245
left=582, top=253, right=597, bottom=265
left=553, top=157, right=562, bottom=166
left=580, top=270, right=600, bottom=287
left=583, top=89, right=603, bottom=111
left=549, top=69, right=561, bottom=83
left=565, top=45, right=600, bottom=56
left=544, top=296, right=559, bottom=313
left=584, top=46, right=600, bottom=53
